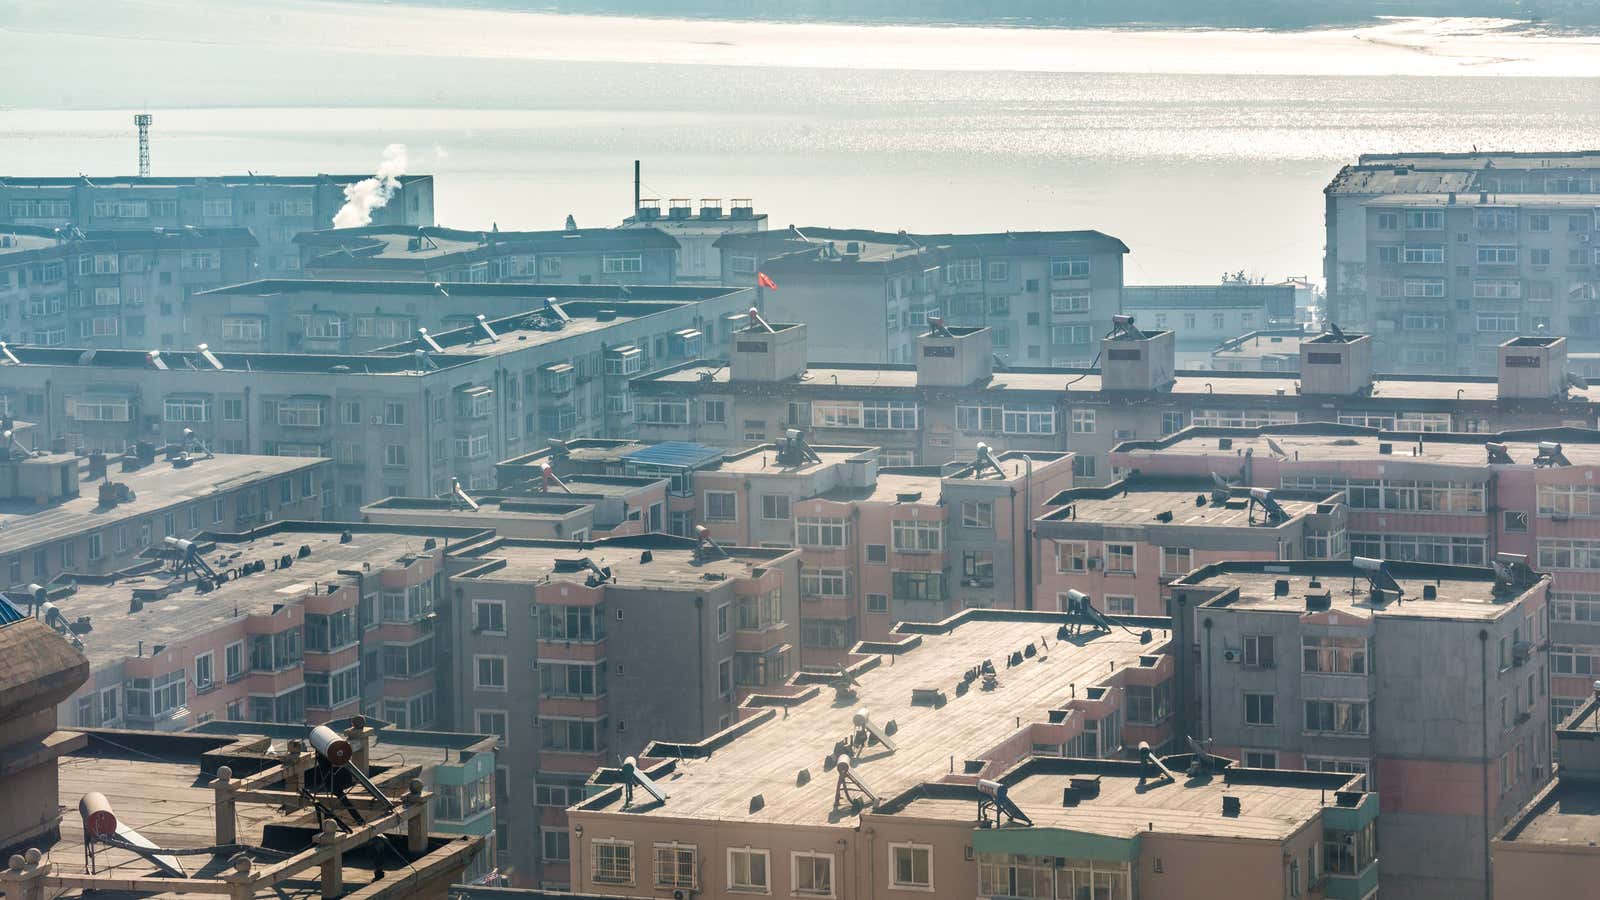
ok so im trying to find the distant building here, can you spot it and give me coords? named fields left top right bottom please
left=715, top=226, right=1128, bottom=365
left=1121, top=283, right=1297, bottom=368
left=1324, top=151, right=1600, bottom=375
left=620, top=197, right=767, bottom=284
left=0, top=173, right=435, bottom=277
left=630, top=320, right=1600, bottom=483
left=1209, top=329, right=1304, bottom=372
left=0, top=225, right=257, bottom=349
left=1170, top=558, right=1552, bottom=900
left=295, top=225, right=679, bottom=285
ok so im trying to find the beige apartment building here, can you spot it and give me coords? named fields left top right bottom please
left=1493, top=697, right=1600, bottom=899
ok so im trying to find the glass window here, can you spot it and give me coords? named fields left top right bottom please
left=889, top=844, right=931, bottom=890
left=728, top=848, right=771, bottom=893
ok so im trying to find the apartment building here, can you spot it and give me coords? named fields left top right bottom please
left=364, top=468, right=671, bottom=541
left=0, top=225, right=257, bottom=350
left=296, top=226, right=679, bottom=285
left=1493, top=697, right=1600, bottom=899
left=716, top=226, right=1127, bottom=366
left=194, top=281, right=748, bottom=354
left=631, top=319, right=1600, bottom=483
left=1122, top=284, right=1297, bottom=368
left=1036, top=477, right=1348, bottom=617
left=1169, top=559, right=1552, bottom=900
left=620, top=197, right=767, bottom=284
left=53, top=521, right=493, bottom=737
left=440, top=533, right=800, bottom=887
left=0, top=173, right=435, bottom=277
left=565, top=608, right=1179, bottom=898
left=1, top=442, right=330, bottom=588
left=1324, top=151, right=1600, bottom=374
left=0, top=293, right=747, bottom=511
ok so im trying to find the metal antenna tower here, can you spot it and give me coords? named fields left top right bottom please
left=133, top=114, right=152, bottom=177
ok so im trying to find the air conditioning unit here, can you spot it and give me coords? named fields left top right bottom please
left=370, top=415, right=383, bottom=425
left=1222, top=648, right=1241, bottom=663
left=1086, top=558, right=1101, bottom=570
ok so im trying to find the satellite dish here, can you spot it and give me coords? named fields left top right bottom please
left=1265, top=436, right=1287, bottom=457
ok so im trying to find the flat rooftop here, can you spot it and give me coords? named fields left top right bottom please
left=1177, top=561, right=1540, bottom=623
left=363, top=495, right=591, bottom=520
left=1043, top=486, right=1323, bottom=528
left=892, top=758, right=1354, bottom=841
left=1120, top=428, right=1600, bottom=468
left=711, top=444, right=871, bottom=477
left=451, top=535, right=791, bottom=588
left=1, top=346, right=481, bottom=374
left=1498, top=778, right=1600, bottom=845
left=0, top=453, right=327, bottom=558
left=643, top=363, right=1584, bottom=405
left=58, top=523, right=486, bottom=670
left=201, top=279, right=734, bottom=302
left=579, top=614, right=1167, bottom=826
left=374, top=299, right=713, bottom=359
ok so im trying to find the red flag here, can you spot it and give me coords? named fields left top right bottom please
left=757, top=271, right=778, bottom=290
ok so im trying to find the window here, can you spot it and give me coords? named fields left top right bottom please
left=945, top=258, right=980, bottom=283
left=867, top=593, right=888, bottom=613
left=861, top=400, right=919, bottom=430
left=1125, top=682, right=1171, bottom=725
left=1051, top=324, right=1091, bottom=346
left=473, top=599, right=506, bottom=634
left=1245, top=692, right=1276, bottom=726
left=1552, top=644, right=1600, bottom=675
left=541, top=716, right=606, bottom=752
left=384, top=444, right=407, bottom=467
left=801, top=568, right=849, bottom=598
left=221, top=317, right=263, bottom=341
left=866, top=544, right=888, bottom=563
left=1405, top=210, right=1443, bottom=229
left=1244, top=635, right=1275, bottom=669
left=593, top=841, right=635, bottom=885
left=1477, top=313, right=1519, bottom=333
left=962, top=550, right=994, bottom=585
left=1072, top=455, right=1096, bottom=479
left=1001, top=404, right=1055, bottom=435
left=891, top=520, right=941, bottom=553
left=1304, top=757, right=1369, bottom=776
left=602, top=253, right=643, bottom=274
left=706, top=491, right=738, bottom=521
left=889, top=843, right=932, bottom=891
left=475, top=709, right=509, bottom=746
left=718, top=658, right=733, bottom=697
left=728, top=848, right=771, bottom=893
left=304, top=610, right=357, bottom=652
left=1243, top=750, right=1278, bottom=769
left=1070, top=408, right=1095, bottom=433
left=1104, top=543, right=1135, bottom=574
left=1402, top=244, right=1443, bottom=264
left=540, top=828, right=571, bottom=862
left=474, top=655, right=507, bottom=691
left=1055, top=541, right=1088, bottom=573
left=1477, top=244, right=1519, bottom=265
left=539, top=603, right=605, bottom=641
left=737, top=590, right=784, bottom=632
left=985, top=260, right=1009, bottom=282
left=892, top=571, right=944, bottom=602
left=960, top=499, right=993, bottom=529
left=760, top=494, right=790, bottom=520
left=194, top=652, right=215, bottom=691
left=1050, top=291, right=1090, bottom=314
left=1305, top=699, right=1369, bottom=735
left=793, top=852, right=834, bottom=896
left=704, top=399, right=727, bottom=424
left=637, top=398, right=690, bottom=425
left=1050, top=256, right=1090, bottom=278
left=1403, top=278, right=1445, bottom=298
left=225, top=641, right=243, bottom=681
left=655, top=844, right=698, bottom=889
left=1303, top=636, right=1368, bottom=675
left=1160, top=546, right=1192, bottom=576
left=796, top=517, right=849, bottom=548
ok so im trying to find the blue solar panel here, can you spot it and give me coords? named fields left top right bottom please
left=0, top=594, right=24, bottom=627
left=622, top=441, right=725, bottom=469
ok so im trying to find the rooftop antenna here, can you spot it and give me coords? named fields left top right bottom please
left=926, top=314, right=953, bottom=337
left=1486, top=442, right=1515, bottom=465
left=417, top=327, right=445, bottom=353
left=1352, top=556, right=1404, bottom=604
left=475, top=314, right=499, bottom=343
left=775, top=428, right=822, bottom=467
left=849, top=708, right=899, bottom=756
left=1534, top=441, right=1570, bottom=467
left=832, top=754, right=879, bottom=811
left=80, top=792, right=183, bottom=877
left=620, top=756, right=668, bottom=810
left=133, top=113, right=152, bottom=177
left=746, top=306, right=776, bottom=333
left=694, top=524, right=731, bottom=562
left=976, top=778, right=1033, bottom=828
left=450, top=477, right=480, bottom=511
left=1248, top=487, right=1289, bottom=525
left=1107, top=313, right=1145, bottom=340
left=196, top=343, right=224, bottom=370
left=973, top=442, right=1007, bottom=479
left=539, top=461, right=572, bottom=494
left=0, top=341, right=21, bottom=365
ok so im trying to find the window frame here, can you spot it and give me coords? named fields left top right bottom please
left=887, top=842, right=933, bottom=892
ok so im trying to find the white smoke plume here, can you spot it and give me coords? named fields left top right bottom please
left=333, top=144, right=408, bottom=229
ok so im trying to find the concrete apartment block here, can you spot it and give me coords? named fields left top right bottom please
left=1, top=443, right=331, bottom=588
left=295, top=225, right=679, bottom=286
left=1113, top=424, right=1600, bottom=718
left=1324, top=151, right=1600, bottom=375
left=0, top=225, right=257, bottom=350
left=0, top=173, right=435, bottom=277
left=1036, top=476, right=1347, bottom=616
left=631, top=321, right=1600, bottom=483
left=440, top=534, right=801, bottom=888
left=0, top=290, right=750, bottom=513
left=1169, top=559, right=1551, bottom=900
left=1122, top=283, right=1297, bottom=368
left=1494, top=697, right=1600, bottom=899
left=621, top=197, right=768, bottom=285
